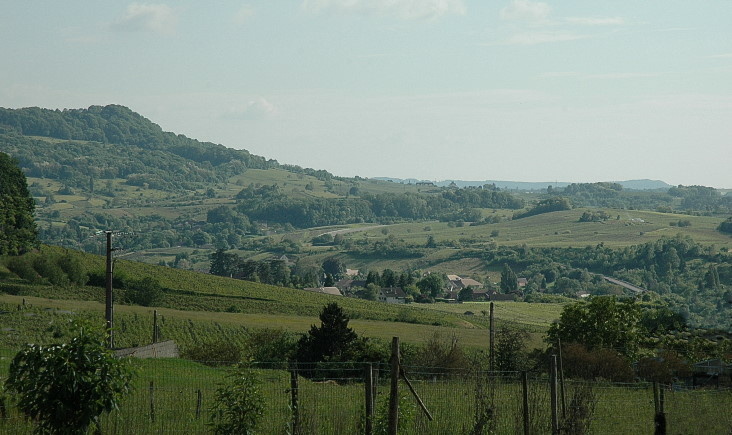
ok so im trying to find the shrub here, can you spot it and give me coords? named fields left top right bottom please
left=245, top=328, right=296, bottom=363
left=57, top=252, right=87, bottom=286
left=183, top=339, right=243, bottom=366
left=4, top=322, right=133, bottom=434
left=561, top=343, right=633, bottom=382
left=411, top=332, right=468, bottom=373
left=5, top=255, right=43, bottom=284
left=125, top=276, right=164, bottom=307
left=561, top=384, right=597, bottom=435
left=209, top=365, right=264, bottom=435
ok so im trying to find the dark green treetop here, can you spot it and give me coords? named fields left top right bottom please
left=0, top=152, right=38, bottom=255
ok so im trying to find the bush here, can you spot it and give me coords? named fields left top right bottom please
left=5, top=255, right=43, bottom=284
left=183, top=339, right=243, bottom=366
left=4, top=322, right=133, bottom=434
left=125, top=276, right=164, bottom=307
left=561, top=343, right=633, bottom=381
left=57, top=252, right=87, bottom=286
left=209, top=365, right=264, bottom=435
left=411, top=332, right=468, bottom=373
left=245, top=328, right=296, bottom=363
left=32, top=255, right=69, bottom=286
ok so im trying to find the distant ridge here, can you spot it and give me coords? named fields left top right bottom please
left=372, top=178, right=672, bottom=191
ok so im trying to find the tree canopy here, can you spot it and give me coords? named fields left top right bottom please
left=5, top=322, right=132, bottom=434
left=546, top=296, right=641, bottom=358
left=295, top=303, right=360, bottom=364
left=0, top=152, right=38, bottom=255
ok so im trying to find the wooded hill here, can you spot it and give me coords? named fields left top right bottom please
left=0, top=105, right=730, bottom=331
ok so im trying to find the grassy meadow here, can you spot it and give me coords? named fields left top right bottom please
left=1, top=352, right=729, bottom=434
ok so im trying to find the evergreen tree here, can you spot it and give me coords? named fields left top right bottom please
left=0, top=152, right=38, bottom=255
left=500, top=263, right=518, bottom=293
left=295, top=303, right=358, bottom=363
left=209, top=249, right=240, bottom=277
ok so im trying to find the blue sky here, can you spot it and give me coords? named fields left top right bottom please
left=2, top=1, right=731, bottom=187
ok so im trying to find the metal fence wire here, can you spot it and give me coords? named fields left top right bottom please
left=0, top=355, right=730, bottom=434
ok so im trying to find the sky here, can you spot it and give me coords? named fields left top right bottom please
left=2, top=1, right=731, bottom=188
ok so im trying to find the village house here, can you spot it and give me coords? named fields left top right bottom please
left=446, top=275, right=484, bottom=292
left=378, top=287, right=407, bottom=304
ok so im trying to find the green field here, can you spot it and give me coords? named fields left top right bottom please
left=1, top=354, right=728, bottom=434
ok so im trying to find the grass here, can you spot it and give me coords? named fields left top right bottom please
left=0, top=295, right=499, bottom=351
left=1, top=355, right=729, bottom=434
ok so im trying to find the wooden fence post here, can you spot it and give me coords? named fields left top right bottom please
left=522, top=371, right=530, bottom=435
left=153, top=309, right=159, bottom=343
left=550, top=355, right=559, bottom=435
left=290, top=362, right=300, bottom=434
left=388, top=337, right=400, bottom=435
left=149, top=381, right=155, bottom=423
left=365, top=364, right=374, bottom=435
left=654, top=383, right=666, bottom=435
left=195, top=389, right=202, bottom=420
left=489, top=302, right=495, bottom=373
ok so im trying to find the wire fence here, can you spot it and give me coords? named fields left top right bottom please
left=1, top=352, right=730, bottom=434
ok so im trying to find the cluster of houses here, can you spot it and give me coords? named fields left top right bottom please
left=304, top=270, right=525, bottom=305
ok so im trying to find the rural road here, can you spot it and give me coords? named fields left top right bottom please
left=318, top=225, right=387, bottom=236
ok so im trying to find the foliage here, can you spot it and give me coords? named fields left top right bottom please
left=416, top=273, right=445, bottom=298
left=244, top=328, right=296, bottom=363
left=182, top=338, right=243, bottom=366
left=578, top=210, right=610, bottom=222
left=124, top=276, right=164, bottom=307
left=635, top=350, right=691, bottom=383
left=209, top=364, right=265, bottom=435
left=514, top=197, right=572, bottom=219
left=0, top=152, right=38, bottom=255
left=494, top=327, right=530, bottom=372
left=546, top=296, right=641, bottom=358
left=411, top=332, right=468, bottom=372
left=371, top=391, right=416, bottom=435
left=561, top=384, right=597, bottom=435
left=458, top=287, right=474, bottom=301
left=719, top=217, right=732, bottom=235
left=295, top=303, right=360, bottom=364
left=4, top=322, right=133, bottom=434
left=500, top=263, right=518, bottom=293
left=5, top=248, right=87, bottom=287
left=559, top=343, right=634, bottom=382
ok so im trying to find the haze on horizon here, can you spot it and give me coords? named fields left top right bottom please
left=2, top=1, right=731, bottom=188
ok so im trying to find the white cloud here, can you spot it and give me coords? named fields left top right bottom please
left=113, top=3, right=177, bottom=35
left=233, top=5, right=255, bottom=26
left=504, top=31, right=585, bottom=45
left=709, top=53, right=732, bottom=59
left=541, top=71, right=657, bottom=79
left=301, top=0, right=466, bottom=21
left=586, top=72, right=657, bottom=79
left=223, top=97, right=278, bottom=120
left=500, top=0, right=551, bottom=23
left=566, top=16, right=625, bottom=26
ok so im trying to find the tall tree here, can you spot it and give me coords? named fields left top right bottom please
left=295, top=303, right=359, bottom=363
left=546, top=296, right=641, bottom=358
left=0, top=153, right=38, bottom=255
left=209, top=249, right=240, bottom=277
left=417, top=273, right=445, bottom=298
left=500, top=263, right=518, bottom=293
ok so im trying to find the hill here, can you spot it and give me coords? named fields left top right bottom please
left=374, top=178, right=672, bottom=191
left=0, top=245, right=555, bottom=352
left=0, top=105, right=730, bottom=331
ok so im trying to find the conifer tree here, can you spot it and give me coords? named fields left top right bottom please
left=0, top=152, right=38, bottom=255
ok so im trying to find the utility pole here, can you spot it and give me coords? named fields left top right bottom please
left=105, top=231, right=115, bottom=349
left=489, top=302, right=495, bottom=372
